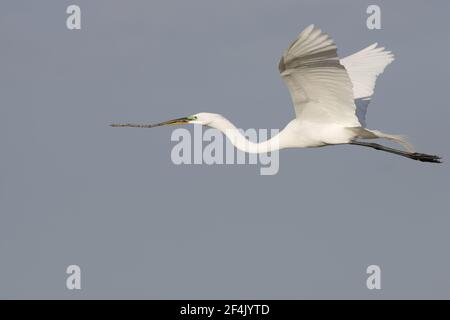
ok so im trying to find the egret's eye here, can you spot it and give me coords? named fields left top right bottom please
left=187, top=115, right=198, bottom=121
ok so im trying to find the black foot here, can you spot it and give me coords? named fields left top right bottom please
left=409, top=153, right=442, bottom=163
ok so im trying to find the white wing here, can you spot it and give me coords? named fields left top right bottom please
left=279, top=25, right=361, bottom=127
left=340, top=43, right=394, bottom=126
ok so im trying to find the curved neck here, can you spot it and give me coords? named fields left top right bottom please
left=210, top=117, right=281, bottom=154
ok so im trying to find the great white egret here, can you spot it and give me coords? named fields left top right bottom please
left=111, top=25, right=441, bottom=163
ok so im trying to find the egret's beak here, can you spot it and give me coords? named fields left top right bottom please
left=145, top=117, right=191, bottom=127
left=110, top=117, right=191, bottom=129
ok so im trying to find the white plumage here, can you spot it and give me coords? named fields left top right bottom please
left=279, top=24, right=360, bottom=127
left=340, top=42, right=394, bottom=127
left=277, top=25, right=405, bottom=149
left=341, top=42, right=395, bottom=101
left=112, top=25, right=441, bottom=163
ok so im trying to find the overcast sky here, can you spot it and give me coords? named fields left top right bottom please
left=1, top=0, right=449, bottom=299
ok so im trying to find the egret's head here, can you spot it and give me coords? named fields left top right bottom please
left=186, top=112, right=223, bottom=126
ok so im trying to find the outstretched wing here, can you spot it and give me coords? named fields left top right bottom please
left=340, top=44, right=394, bottom=127
left=279, top=25, right=361, bottom=127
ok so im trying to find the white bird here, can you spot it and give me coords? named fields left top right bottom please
left=112, top=25, right=441, bottom=163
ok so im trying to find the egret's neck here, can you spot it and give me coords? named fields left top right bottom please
left=209, top=117, right=281, bottom=154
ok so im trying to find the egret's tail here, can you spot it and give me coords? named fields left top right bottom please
left=368, top=129, right=415, bottom=152
left=350, top=128, right=415, bottom=152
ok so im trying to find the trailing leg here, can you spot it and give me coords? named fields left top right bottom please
left=349, top=141, right=441, bottom=163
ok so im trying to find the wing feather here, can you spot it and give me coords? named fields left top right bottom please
left=340, top=43, right=394, bottom=126
left=279, top=25, right=361, bottom=127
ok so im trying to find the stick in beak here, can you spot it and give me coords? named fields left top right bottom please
left=110, top=117, right=191, bottom=128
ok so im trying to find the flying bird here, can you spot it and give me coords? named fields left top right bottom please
left=111, top=25, right=441, bottom=163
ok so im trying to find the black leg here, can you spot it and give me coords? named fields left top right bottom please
left=349, top=141, right=442, bottom=163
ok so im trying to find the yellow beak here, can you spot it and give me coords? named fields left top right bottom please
left=110, top=117, right=191, bottom=128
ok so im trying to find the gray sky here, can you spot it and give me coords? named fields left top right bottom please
left=1, top=0, right=449, bottom=299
